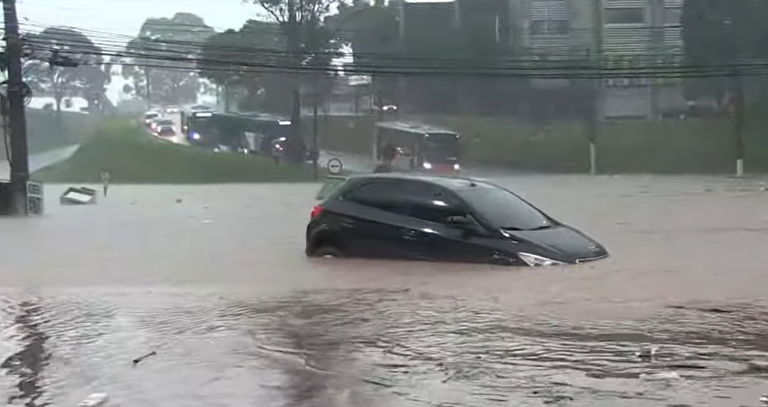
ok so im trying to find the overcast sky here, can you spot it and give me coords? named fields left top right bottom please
left=17, top=0, right=255, bottom=38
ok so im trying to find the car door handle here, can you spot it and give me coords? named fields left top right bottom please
left=341, top=220, right=356, bottom=228
left=399, top=229, right=421, bottom=240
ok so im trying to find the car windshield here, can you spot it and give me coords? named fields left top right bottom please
left=458, top=183, right=552, bottom=230
left=424, top=139, right=458, bottom=161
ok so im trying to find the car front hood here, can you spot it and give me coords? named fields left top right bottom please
left=505, top=226, right=606, bottom=263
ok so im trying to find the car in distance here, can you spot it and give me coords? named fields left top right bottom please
left=306, top=174, right=608, bottom=266
left=143, top=111, right=160, bottom=127
left=152, top=119, right=176, bottom=136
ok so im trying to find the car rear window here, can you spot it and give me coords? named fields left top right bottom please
left=157, top=120, right=174, bottom=125
left=457, top=183, right=551, bottom=231
left=344, top=181, right=406, bottom=204
left=145, top=113, right=159, bottom=119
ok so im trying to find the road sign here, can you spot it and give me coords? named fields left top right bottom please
left=326, top=158, right=343, bottom=175
left=26, top=180, right=43, bottom=215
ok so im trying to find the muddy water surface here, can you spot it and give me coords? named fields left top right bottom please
left=2, top=175, right=768, bottom=406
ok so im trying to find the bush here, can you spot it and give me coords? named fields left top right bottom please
left=306, top=115, right=752, bottom=174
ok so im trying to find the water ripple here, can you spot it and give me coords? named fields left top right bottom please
left=1, top=288, right=768, bottom=407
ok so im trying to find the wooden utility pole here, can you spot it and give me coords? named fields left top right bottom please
left=312, top=73, right=319, bottom=181
left=726, top=2, right=745, bottom=177
left=587, top=0, right=604, bottom=176
left=3, top=0, right=30, bottom=215
left=286, top=0, right=304, bottom=163
left=732, top=71, right=745, bottom=177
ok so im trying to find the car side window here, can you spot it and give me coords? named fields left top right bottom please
left=409, top=203, right=466, bottom=224
left=343, top=181, right=410, bottom=216
left=399, top=182, right=468, bottom=225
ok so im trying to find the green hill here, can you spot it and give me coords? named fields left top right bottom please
left=34, top=120, right=317, bottom=183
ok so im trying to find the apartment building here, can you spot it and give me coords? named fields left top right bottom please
left=517, top=0, right=687, bottom=118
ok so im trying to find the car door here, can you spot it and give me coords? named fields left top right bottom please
left=402, top=186, right=501, bottom=264
left=339, top=181, right=419, bottom=260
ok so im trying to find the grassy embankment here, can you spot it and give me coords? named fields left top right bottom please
left=307, top=114, right=768, bottom=174
left=34, top=120, right=319, bottom=183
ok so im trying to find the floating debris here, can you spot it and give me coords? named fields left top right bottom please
left=636, top=345, right=660, bottom=360
left=745, top=361, right=768, bottom=373
left=132, top=350, right=157, bottom=366
left=78, top=392, right=109, bottom=407
left=639, top=371, right=681, bottom=381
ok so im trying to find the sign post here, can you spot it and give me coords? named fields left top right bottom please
left=26, top=180, right=43, bottom=215
left=326, top=158, right=343, bottom=175
left=317, top=158, right=346, bottom=200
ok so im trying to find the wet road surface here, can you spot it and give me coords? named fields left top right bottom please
left=2, top=175, right=768, bottom=406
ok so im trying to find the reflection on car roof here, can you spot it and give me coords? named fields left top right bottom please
left=349, top=172, right=492, bottom=191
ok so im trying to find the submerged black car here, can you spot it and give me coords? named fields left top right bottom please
left=306, top=173, right=608, bottom=266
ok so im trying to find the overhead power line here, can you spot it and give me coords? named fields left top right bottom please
left=16, top=20, right=768, bottom=79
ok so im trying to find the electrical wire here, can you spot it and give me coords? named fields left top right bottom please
left=21, top=36, right=768, bottom=81
left=14, top=16, right=766, bottom=80
left=19, top=20, right=690, bottom=66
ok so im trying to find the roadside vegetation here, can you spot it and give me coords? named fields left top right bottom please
left=33, top=120, right=318, bottom=183
left=308, top=115, right=768, bottom=174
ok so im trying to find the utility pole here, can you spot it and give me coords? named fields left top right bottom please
left=144, top=68, right=151, bottom=107
left=312, top=73, right=319, bottom=181
left=3, top=0, right=30, bottom=215
left=587, top=0, right=604, bottom=176
left=732, top=71, right=745, bottom=177
left=286, top=0, right=304, bottom=163
left=725, top=2, right=745, bottom=177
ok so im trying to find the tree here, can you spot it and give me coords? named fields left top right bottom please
left=251, top=0, right=343, bottom=161
left=198, top=20, right=288, bottom=112
left=682, top=0, right=768, bottom=102
left=22, top=27, right=110, bottom=116
left=328, top=1, right=400, bottom=111
left=122, top=13, right=215, bottom=106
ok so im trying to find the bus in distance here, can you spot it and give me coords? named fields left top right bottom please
left=374, top=121, right=461, bottom=173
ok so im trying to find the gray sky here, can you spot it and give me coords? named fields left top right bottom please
left=18, top=0, right=255, bottom=38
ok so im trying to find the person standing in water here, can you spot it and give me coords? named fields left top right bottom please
left=375, top=143, right=397, bottom=173
left=100, top=170, right=112, bottom=196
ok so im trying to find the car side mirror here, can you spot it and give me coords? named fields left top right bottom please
left=446, top=215, right=483, bottom=235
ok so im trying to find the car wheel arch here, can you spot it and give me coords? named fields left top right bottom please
left=309, top=232, right=345, bottom=257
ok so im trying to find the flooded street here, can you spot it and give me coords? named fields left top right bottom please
left=2, top=175, right=768, bottom=406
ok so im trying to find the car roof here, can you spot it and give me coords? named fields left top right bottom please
left=346, top=172, right=493, bottom=192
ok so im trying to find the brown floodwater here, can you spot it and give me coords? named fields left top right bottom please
left=2, top=175, right=768, bottom=406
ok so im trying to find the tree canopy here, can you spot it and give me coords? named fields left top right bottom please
left=122, top=12, right=215, bottom=105
left=23, top=27, right=110, bottom=113
left=682, top=0, right=768, bottom=101
left=331, top=0, right=513, bottom=114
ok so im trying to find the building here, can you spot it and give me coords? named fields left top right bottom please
left=515, top=0, right=687, bottom=118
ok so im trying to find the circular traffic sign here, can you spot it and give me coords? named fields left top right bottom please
left=326, top=158, right=343, bottom=174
